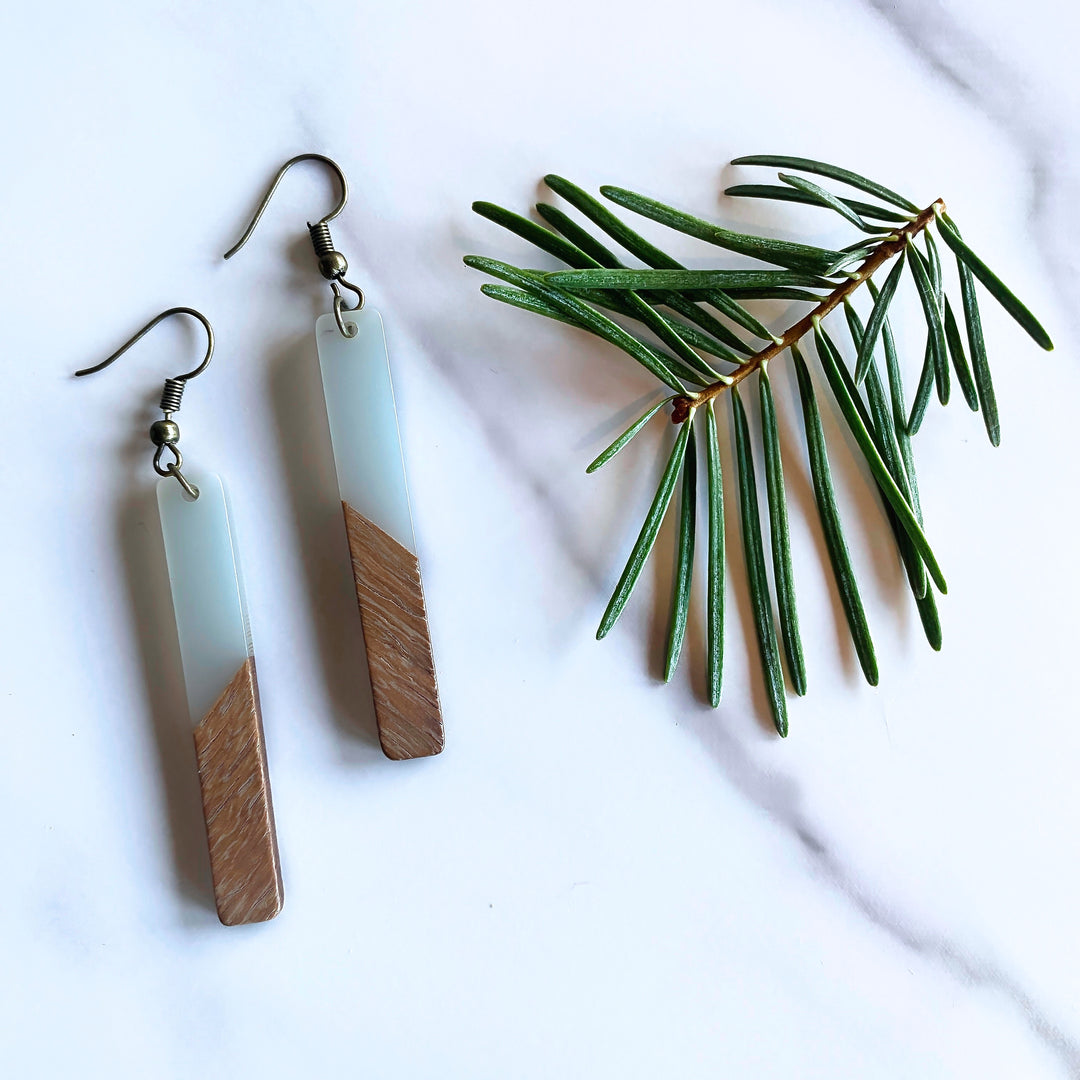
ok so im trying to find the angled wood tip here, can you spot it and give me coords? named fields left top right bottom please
left=193, top=657, right=284, bottom=925
left=343, top=501, right=445, bottom=760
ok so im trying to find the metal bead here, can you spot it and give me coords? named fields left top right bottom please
left=317, top=250, right=349, bottom=280
left=150, top=419, right=180, bottom=446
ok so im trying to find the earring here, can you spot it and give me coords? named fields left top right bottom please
left=76, top=308, right=284, bottom=926
left=224, top=155, right=445, bottom=761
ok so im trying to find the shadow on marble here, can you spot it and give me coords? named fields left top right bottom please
left=401, top=232, right=637, bottom=615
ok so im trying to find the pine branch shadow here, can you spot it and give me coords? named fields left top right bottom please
left=411, top=222, right=665, bottom=637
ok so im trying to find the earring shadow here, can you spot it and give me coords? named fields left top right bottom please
left=266, top=329, right=383, bottom=759
left=116, top=473, right=219, bottom=925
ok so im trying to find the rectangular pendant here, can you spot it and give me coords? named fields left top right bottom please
left=315, top=308, right=444, bottom=760
left=157, top=470, right=283, bottom=925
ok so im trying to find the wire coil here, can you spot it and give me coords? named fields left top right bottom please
left=308, top=220, right=336, bottom=258
left=159, top=377, right=186, bottom=415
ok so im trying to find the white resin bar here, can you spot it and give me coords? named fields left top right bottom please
left=157, top=470, right=253, bottom=725
left=316, top=308, right=416, bottom=553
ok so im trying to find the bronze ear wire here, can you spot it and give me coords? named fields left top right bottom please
left=76, top=306, right=214, bottom=500
left=223, top=153, right=365, bottom=337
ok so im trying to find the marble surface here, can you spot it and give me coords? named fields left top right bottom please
left=2, top=1, right=1078, bottom=1076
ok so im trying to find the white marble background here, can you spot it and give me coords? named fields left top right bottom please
left=1, top=1, right=1077, bottom=1076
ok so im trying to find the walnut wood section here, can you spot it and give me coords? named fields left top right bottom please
left=193, top=656, right=284, bottom=926
left=343, top=501, right=445, bottom=760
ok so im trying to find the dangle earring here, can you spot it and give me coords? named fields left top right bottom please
left=77, top=308, right=284, bottom=926
left=224, top=155, right=444, bottom=761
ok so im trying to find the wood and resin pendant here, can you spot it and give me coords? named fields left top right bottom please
left=315, top=308, right=444, bottom=760
left=157, top=470, right=283, bottom=924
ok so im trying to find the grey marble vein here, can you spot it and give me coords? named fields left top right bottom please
left=862, top=0, right=1078, bottom=332
left=795, top=823, right=1080, bottom=1075
left=689, top=716, right=1080, bottom=1076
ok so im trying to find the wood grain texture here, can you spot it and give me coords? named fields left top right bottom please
left=193, top=656, right=284, bottom=925
left=343, top=501, right=445, bottom=760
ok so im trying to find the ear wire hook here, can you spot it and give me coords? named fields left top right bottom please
left=223, top=154, right=365, bottom=338
left=76, top=307, right=215, bottom=499
left=76, top=306, right=215, bottom=381
left=223, top=153, right=348, bottom=257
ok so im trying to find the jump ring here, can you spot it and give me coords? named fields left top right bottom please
left=166, top=462, right=200, bottom=500
left=154, top=441, right=183, bottom=477
left=331, top=278, right=365, bottom=338
left=153, top=443, right=200, bottom=499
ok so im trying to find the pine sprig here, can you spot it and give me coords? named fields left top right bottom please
left=466, top=156, right=1053, bottom=732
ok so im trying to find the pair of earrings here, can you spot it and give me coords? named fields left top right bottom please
left=77, top=155, right=444, bottom=926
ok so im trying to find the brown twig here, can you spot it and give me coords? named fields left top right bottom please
left=675, top=199, right=945, bottom=417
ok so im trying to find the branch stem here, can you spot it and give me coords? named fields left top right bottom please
left=683, top=200, right=944, bottom=413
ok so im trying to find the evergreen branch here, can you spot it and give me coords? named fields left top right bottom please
left=688, top=199, right=942, bottom=408
left=467, top=155, right=1053, bottom=732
